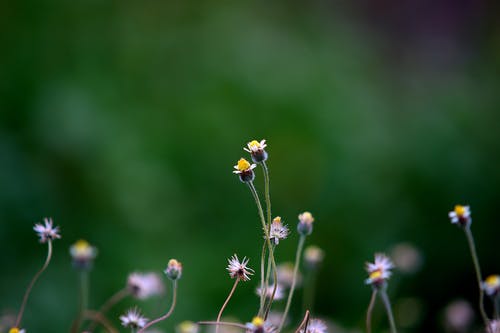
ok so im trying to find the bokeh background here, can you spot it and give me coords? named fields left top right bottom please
left=1, top=0, right=500, bottom=332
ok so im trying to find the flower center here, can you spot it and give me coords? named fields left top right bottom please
left=369, top=270, right=382, bottom=280
left=486, top=275, right=500, bottom=287
left=237, top=158, right=252, bottom=172
left=454, top=205, right=466, bottom=216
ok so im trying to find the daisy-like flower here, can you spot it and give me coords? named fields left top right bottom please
left=227, top=254, right=254, bottom=281
left=33, top=217, right=61, bottom=243
left=127, top=272, right=165, bottom=299
left=165, top=259, right=183, bottom=280
left=299, top=319, right=328, bottom=333
left=297, top=211, right=315, bottom=236
left=304, top=245, right=325, bottom=269
left=256, top=283, right=285, bottom=301
left=9, top=328, right=26, bottom=333
left=448, top=205, right=472, bottom=228
left=120, top=307, right=148, bottom=329
left=233, top=158, right=257, bottom=183
left=268, top=217, right=289, bottom=245
left=244, top=139, right=268, bottom=163
left=245, top=316, right=277, bottom=333
left=488, top=320, right=500, bottom=333
left=482, top=275, right=500, bottom=297
left=365, top=253, right=394, bottom=287
left=69, top=239, right=97, bottom=270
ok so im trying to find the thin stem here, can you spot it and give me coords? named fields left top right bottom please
left=137, top=280, right=178, bottom=333
left=87, top=288, right=130, bottom=331
left=494, top=296, right=500, bottom=320
left=464, top=227, right=489, bottom=326
left=247, top=182, right=278, bottom=318
left=198, top=321, right=248, bottom=330
left=366, top=289, right=377, bottom=333
left=278, top=235, right=306, bottom=332
left=83, top=310, right=119, bottom=333
left=216, top=279, right=240, bottom=333
left=264, top=247, right=279, bottom=319
left=259, top=239, right=267, bottom=316
left=15, top=240, right=53, bottom=327
left=71, top=270, right=90, bottom=333
left=294, top=310, right=310, bottom=333
left=379, top=289, right=397, bottom=333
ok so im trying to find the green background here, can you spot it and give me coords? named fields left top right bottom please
left=1, top=1, right=500, bottom=332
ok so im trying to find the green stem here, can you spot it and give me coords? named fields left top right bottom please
left=379, top=289, right=397, bottom=333
left=259, top=240, right=267, bottom=316
left=15, top=240, right=53, bottom=327
left=216, top=279, right=240, bottom=333
left=264, top=244, right=278, bottom=319
left=366, top=289, right=377, bottom=333
left=464, top=227, right=489, bottom=326
left=494, top=296, right=499, bottom=320
left=278, top=235, right=306, bottom=332
left=137, top=280, right=178, bottom=333
left=262, top=161, right=272, bottom=231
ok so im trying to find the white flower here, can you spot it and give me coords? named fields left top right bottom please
left=120, top=307, right=148, bottom=329
left=33, top=217, right=61, bottom=243
left=268, top=217, right=289, bottom=245
left=365, top=253, right=394, bottom=286
left=244, top=140, right=267, bottom=154
left=256, top=283, right=285, bottom=301
left=300, top=319, right=328, bottom=333
left=482, top=275, right=500, bottom=296
left=245, top=317, right=276, bottom=333
left=227, top=254, right=254, bottom=281
left=127, top=272, right=165, bottom=299
left=448, top=205, right=471, bottom=227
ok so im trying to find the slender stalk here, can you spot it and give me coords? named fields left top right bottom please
left=216, top=279, right=240, bottom=333
left=295, top=310, right=310, bottom=333
left=247, top=182, right=278, bottom=318
left=464, top=227, right=489, bottom=326
left=494, top=296, right=500, bottom=320
left=259, top=239, right=267, bottom=316
left=278, top=235, right=306, bottom=332
left=87, top=288, right=130, bottom=331
left=15, top=240, right=53, bottom=327
left=72, top=270, right=90, bottom=332
left=137, top=280, right=178, bottom=333
left=263, top=244, right=278, bottom=319
left=379, top=289, right=397, bottom=333
left=366, top=289, right=377, bottom=333
left=83, top=310, right=119, bottom=333
left=198, top=321, right=248, bottom=330
left=302, top=269, right=318, bottom=313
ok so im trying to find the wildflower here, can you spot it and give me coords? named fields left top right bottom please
left=245, top=317, right=276, bottom=333
left=9, top=328, right=26, bottom=333
left=127, top=272, right=165, bottom=299
left=365, top=253, right=394, bottom=287
left=33, top=218, right=61, bottom=243
left=227, top=254, right=254, bottom=281
left=297, top=212, right=314, bottom=236
left=69, top=239, right=97, bottom=270
left=304, top=245, right=325, bottom=269
left=233, top=158, right=257, bottom=182
left=255, top=283, right=285, bottom=301
left=176, top=321, right=199, bottom=333
left=299, top=319, right=328, bottom=333
left=448, top=205, right=472, bottom=228
left=488, top=320, right=500, bottom=333
left=244, top=139, right=268, bottom=163
left=277, top=262, right=302, bottom=288
left=164, top=259, right=182, bottom=280
left=482, top=275, right=500, bottom=296
left=120, top=307, right=148, bottom=329
left=268, top=217, right=289, bottom=245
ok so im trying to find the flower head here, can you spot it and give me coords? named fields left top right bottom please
left=489, top=320, right=500, bottom=333
left=482, top=275, right=500, bottom=297
left=245, top=317, right=276, bottom=333
left=277, top=262, right=302, bottom=287
left=365, top=253, right=394, bottom=287
left=120, top=307, right=148, bottom=329
left=297, top=211, right=315, bottom=236
left=165, top=259, right=183, bottom=280
left=233, top=158, right=257, bottom=182
left=127, top=272, right=165, bottom=299
left=448, top=205, right=471, bottom=228
left=304, top=245, right=325, bottom=269
left=227, top=254, right=254, bottom=281
left=9, top=328, right=26, bottom=333
left=300, top=319, right=328, bottom=333
left=244, top=139, right=268, bottom=163
left=268, top=217, right=289, bottom=245
left=33, top=217, right=61, bottom=243
left=70, top=239, right=97, bottom=270
left=256, top=283, right=285, bottom=301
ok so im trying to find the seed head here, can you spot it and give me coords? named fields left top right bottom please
left=227, top=254, right=254, bottom=281
left=33, top=217, right=61, bottom=243
left=119, top=307, right=148, bottom=329
left=299, top=319, right=328, bottom=333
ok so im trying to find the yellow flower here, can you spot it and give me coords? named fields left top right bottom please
left=244, top=139, right=268, bottom=163
left=233, top=158, right=257, bottom=182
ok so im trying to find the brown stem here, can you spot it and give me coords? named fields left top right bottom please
left=216, top=279, right=240, bottom=333
left=198, top=321, right=248, bottom=330
left=366, top=289, right=377, bottom=333
left=87, top=288, right=130, bottom=331
left=84, top=310, right=119, bottom=333
left=137, top=280, right=178, bottom=333
left=295, top=310, right=310, bottom=333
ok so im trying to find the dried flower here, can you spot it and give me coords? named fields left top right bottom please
left=300, top=319, right=328, bottom=333
left=297, top=212, right=314, bottom=236
left=9, top=328, right=26, bottom=333
left=244, top=139, right=268, bottom=163
left=69, top=239, right=97, bottom=270
left=120, top=307, right=148, bottom=329
left=448, top=205, right=472, bottom=228
left=482, top=275, right=500, bottom=297
left=33, top=218, right=61, bottom=243
left=268, top=217, right=289, bottom=245
left=165, top=259, right=182, bottom=280
left=365, top=253, right=394, bottom=287
left=256, top=283, right=285, bottom=301
left=127, top=272, right=165, bottom=299
left=304, top=245, right=325, bottom=269
left=233, top=158, right=257, bottom=182
left=227, top=254, right=254, bottom=281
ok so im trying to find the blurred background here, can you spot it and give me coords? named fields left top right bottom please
left=1, top=0, right=499, bottom=332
